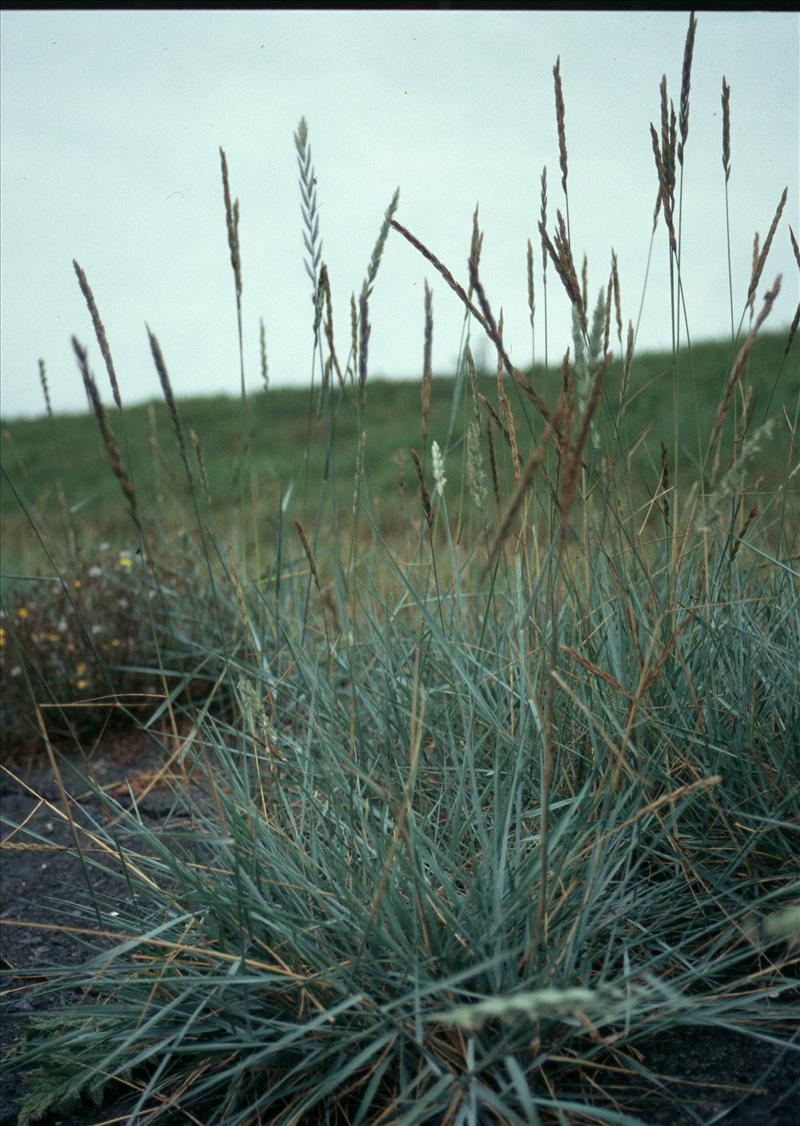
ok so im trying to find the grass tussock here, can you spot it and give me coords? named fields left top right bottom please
left=2, top=12, right=799, bottom=1125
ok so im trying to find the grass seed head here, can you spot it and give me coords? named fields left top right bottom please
left=219, top=148, right=242, bottom=301
left=73, top=260, right=122, bottom=410
left=553, top=55, right=569, bottom=196
left=678, top=11, right=698, bottom=167
left=37, top=359, right=53, bottom=420
left=421, top=280, right=433, bottom=441
left=721, top=77, right=731, bottom=183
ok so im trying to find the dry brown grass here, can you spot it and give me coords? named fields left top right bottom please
left=73, top=260, right=122, bottom=410
left=71, top=337, right=140, bottom=536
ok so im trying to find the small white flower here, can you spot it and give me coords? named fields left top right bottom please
left=431, top=440, right=447, bottom=497
left=10, top=665, right=22, bottom=678
left=88, top=565, right=103, bottom=578
left=57, top=617, right=68, bottom=633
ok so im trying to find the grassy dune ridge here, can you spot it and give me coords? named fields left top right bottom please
left=1, top=332, right=794, bottom=578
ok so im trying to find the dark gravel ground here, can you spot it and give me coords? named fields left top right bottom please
left=2, top=736, right=798, bottom=1126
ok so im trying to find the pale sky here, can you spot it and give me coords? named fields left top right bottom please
left=1, top=9, right=798, bottom=419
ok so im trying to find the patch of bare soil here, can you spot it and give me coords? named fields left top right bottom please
left=2, top=735, right=798, bottom=1125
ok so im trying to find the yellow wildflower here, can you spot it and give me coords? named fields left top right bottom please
left=17, top=608, right=29, bottom=620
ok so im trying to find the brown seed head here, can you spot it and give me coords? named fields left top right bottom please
left=73, top=337, right=140, bottom=532
left=410, top=448, right=433, bottom=528
left=73, top=260, right=122, bottom=410
left=721, top=77, right=731, bottom=183
left=650, top=124, right=677, bottom=254
left=789, top=227, right=800, bottom=271
left=358, top=282, right=370, bottom=398
left=553, top=56, right=568, bottom=195
left=38, top=358, right=52, bottom=420
left=527, top=239, right=535, bottom=327
left=748, top=188, right=788, bottom=303
left=219, top=148, right=242, bottom=301
left=611, top=251, right=622, bottom=343
left=678, top=11, right=697, bottom=166
left=147, top=326, right=190, bottom=479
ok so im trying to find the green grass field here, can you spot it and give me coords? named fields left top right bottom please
left=2, top=330, right=794, bottom=585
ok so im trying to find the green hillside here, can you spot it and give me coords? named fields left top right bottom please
left=2, top=331, right=795, bottom=583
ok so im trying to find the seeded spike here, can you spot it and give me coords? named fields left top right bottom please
left=38, top=359, right=53, bottom=420
left=677, top=11, right=697, bottom=167
left=72, top=337, right=140, bottom=534
left=319, top=264, right=344, bottom=387
left=748, top=188, right=788, bottom=303
left=789, top=227, right=800, bottom=271
left=581, top=255, right=588, bottom=318
left=486, top=417, right=501, bottom=510
left=784, top=303, right=799, bottom=357
left=294, top=518, right=321, bottom=592
left=658, top=438, right=671, bottom=529
left=747, top=233, right=760, bottom=317
left=527, top=239, right=535, bottom=330
left=349, top=291, right=358, bottom=386
left=219, top=149, right=242, bottom=301
left=553, top=56, right=568, bottom=195
left=147, top=326, right=192, bottom=483
left=650, top=124, right=677, bottom=254
left=294, top=118, right=323, bottom=323
left=410, top=448, right=433, bottom=528
left=259, top=318, right=269, bottom=391
left=611, top=250, right=622, bottom=344
left=539, top=215, right=586, bottom=333
left=358, top=282, right=370, bottom=401
left=191, top=428, right=210, bottom=503
left=364, top=188, right=400, bottom=297
left=496, top=311, right=521, bottom=482
left=73, top=260, right=122, bottom=410
left=620, top=321, right=634, bottom=416
left=421, top=280, right=433, bottom=441
left=721, top=77, right=731, bottom=183
left=468, top=205, right=483, bottom=300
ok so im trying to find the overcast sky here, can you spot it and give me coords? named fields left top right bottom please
left=1, top=9, right=797, bottom=419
